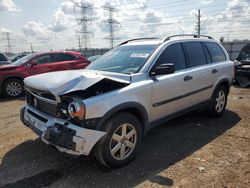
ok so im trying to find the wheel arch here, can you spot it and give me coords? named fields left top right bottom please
left=96, top=102, right=149, bottom=136
left=1, top=76, right=24, bottom=96
left=2, top=76, right=24, bottom=89
left=214, top=78, right=231, bottom=95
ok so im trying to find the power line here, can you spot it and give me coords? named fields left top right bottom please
left=102, top=5, right=120, bottom=48
left=71, top=0, right=93, bottom=50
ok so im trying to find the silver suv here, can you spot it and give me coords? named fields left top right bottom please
left=20, top=35, right=234, bottom=168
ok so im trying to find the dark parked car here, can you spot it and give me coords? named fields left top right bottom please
left=0, top=51, right=90, bottom=97
left=9, top=53, right=27, bottom=62
left=234, top=52, right=250, bottom=87
left=0, top=52, right=11, bottom=66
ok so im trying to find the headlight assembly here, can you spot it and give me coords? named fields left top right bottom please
left=67, top=98, right=85, bottom=120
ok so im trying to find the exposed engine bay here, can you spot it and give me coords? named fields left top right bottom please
left=62, top=78, right=130, bottom=99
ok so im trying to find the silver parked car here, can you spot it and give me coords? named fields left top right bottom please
left=20, top=34, right=234, bottom=168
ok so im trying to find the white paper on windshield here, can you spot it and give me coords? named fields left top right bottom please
left=130, top=53, right=149, bottom=58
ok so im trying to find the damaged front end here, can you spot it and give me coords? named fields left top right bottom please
left=21, top=70, right=130, bottom=155
left=20, top=105, right=105, bottom=155
left=234, top=60, right=250, bottom=87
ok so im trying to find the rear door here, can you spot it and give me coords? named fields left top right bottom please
left=51, top=53, right=77, bottom=70
left=51, top=53, right=88, bottom=70
left=203, top=42, right=227, bottom=84
left=181, top=41, right=215, bottom=105
left=150, top=43, right=195, bottom=122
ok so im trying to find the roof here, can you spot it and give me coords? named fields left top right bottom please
left=123, top=39, right=162, bottom=46
left=34, top=51, right=82, bottom=56
left=120, top=34, right=216, bottom=46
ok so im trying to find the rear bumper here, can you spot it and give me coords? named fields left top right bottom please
left=20, top=105, right=106, bottom=156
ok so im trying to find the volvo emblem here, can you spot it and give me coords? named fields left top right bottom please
left=33, top=97, right=38, bottom=108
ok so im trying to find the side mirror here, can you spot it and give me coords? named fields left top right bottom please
left=27, top=60, right=38, bottom=67
left=150, top=63, right=175, bottom=76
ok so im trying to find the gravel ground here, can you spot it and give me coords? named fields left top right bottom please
left=0, top=86, right=249, bottom=188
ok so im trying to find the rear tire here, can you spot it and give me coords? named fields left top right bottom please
left=3, top=78, right=24, bottom=98
left=206, top=85, right=228, bottom=117
left=94, top=112, right=142, bottom=169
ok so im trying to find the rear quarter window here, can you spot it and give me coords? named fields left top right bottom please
left=204, top=42, right=226, bottom=62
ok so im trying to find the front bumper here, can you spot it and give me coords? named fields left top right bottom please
left=20, top=105, right=106, bottom=156
left=236, top=65, right=250, bottom=76
left=235, top=65, right=250, bottom=87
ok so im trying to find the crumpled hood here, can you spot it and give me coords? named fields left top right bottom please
left=24, top=69, right=131, bottom=96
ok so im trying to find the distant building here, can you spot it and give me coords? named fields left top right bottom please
left=221, top=40, right=250, bottom=60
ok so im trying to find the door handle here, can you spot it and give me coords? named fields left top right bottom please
left=184, top=75, right=193, bottom=81
left=212, top=69, right=218, bottom=74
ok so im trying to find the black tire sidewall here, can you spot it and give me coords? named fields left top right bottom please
left=3, top=79, right=24, bottom=98
left=95, top=112, right=142, bottom=169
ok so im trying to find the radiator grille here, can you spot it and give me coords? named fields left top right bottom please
left=26, top=90, right=58, bottom=117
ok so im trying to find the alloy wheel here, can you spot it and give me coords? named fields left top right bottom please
left=6, top=81, right=22, bottom=97
left=110, top=123, right=137, bottom=160
left=215, top=90, right=226, bottom=113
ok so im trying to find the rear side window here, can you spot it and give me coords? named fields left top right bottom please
left=202, top=43, right=213, bottom=64
left=155, top=43, right=186, bottom=71
left=53, top=53, right=77, bottom=62
left=183, top=42, right=207, bottom=67
left=0, top=53, right=8, bottom=61
left=204, top=42, right=226, bottom=62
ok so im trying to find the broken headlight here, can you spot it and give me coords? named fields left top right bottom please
left=67, top=98, right=86, bottom=120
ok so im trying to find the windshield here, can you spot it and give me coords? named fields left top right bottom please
left=12, top=53, right=37, bottom=66
left=86, top=44, right=158, bottom=74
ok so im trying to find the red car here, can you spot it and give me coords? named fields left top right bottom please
left=0, top=51, right=90, bottom=97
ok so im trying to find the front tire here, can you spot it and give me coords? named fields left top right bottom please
left=207, top=85, right=228, bottom=117
left=94, top=112, right=142, bottom=169
left=3, top=78, right=24, bottom=98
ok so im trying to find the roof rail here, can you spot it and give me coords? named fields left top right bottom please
left=118, top=38, right=159, bottom=46
left=162, top=34, right=214, bottom=43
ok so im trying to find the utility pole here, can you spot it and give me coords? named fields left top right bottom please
left=30, top=42, right=34, bottom=53
left=195, top=9, right=201, bottom=37
left=71, top=0, right=93, bottom=50
left=102, top=5, right=120, bottom=48
left=77, top=35, right=82, bottom=50
left=2, top=32, right=13, bottom=54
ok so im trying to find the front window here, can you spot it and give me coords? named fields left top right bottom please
left=34, top=55, right=52, bottom=64
left=86, top=44, right=158, bottom=74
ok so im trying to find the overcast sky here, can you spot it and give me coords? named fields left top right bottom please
left=0, top=0, right=249, bottom=53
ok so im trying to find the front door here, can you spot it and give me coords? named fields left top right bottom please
left=150, top=43, right=194, bottom=122
left=27, top=54, right=54, bottom=76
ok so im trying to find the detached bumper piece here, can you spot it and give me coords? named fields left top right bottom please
left=20, top=105, right=106, bottom=156
left=43, top=124, right=76, bottom=151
